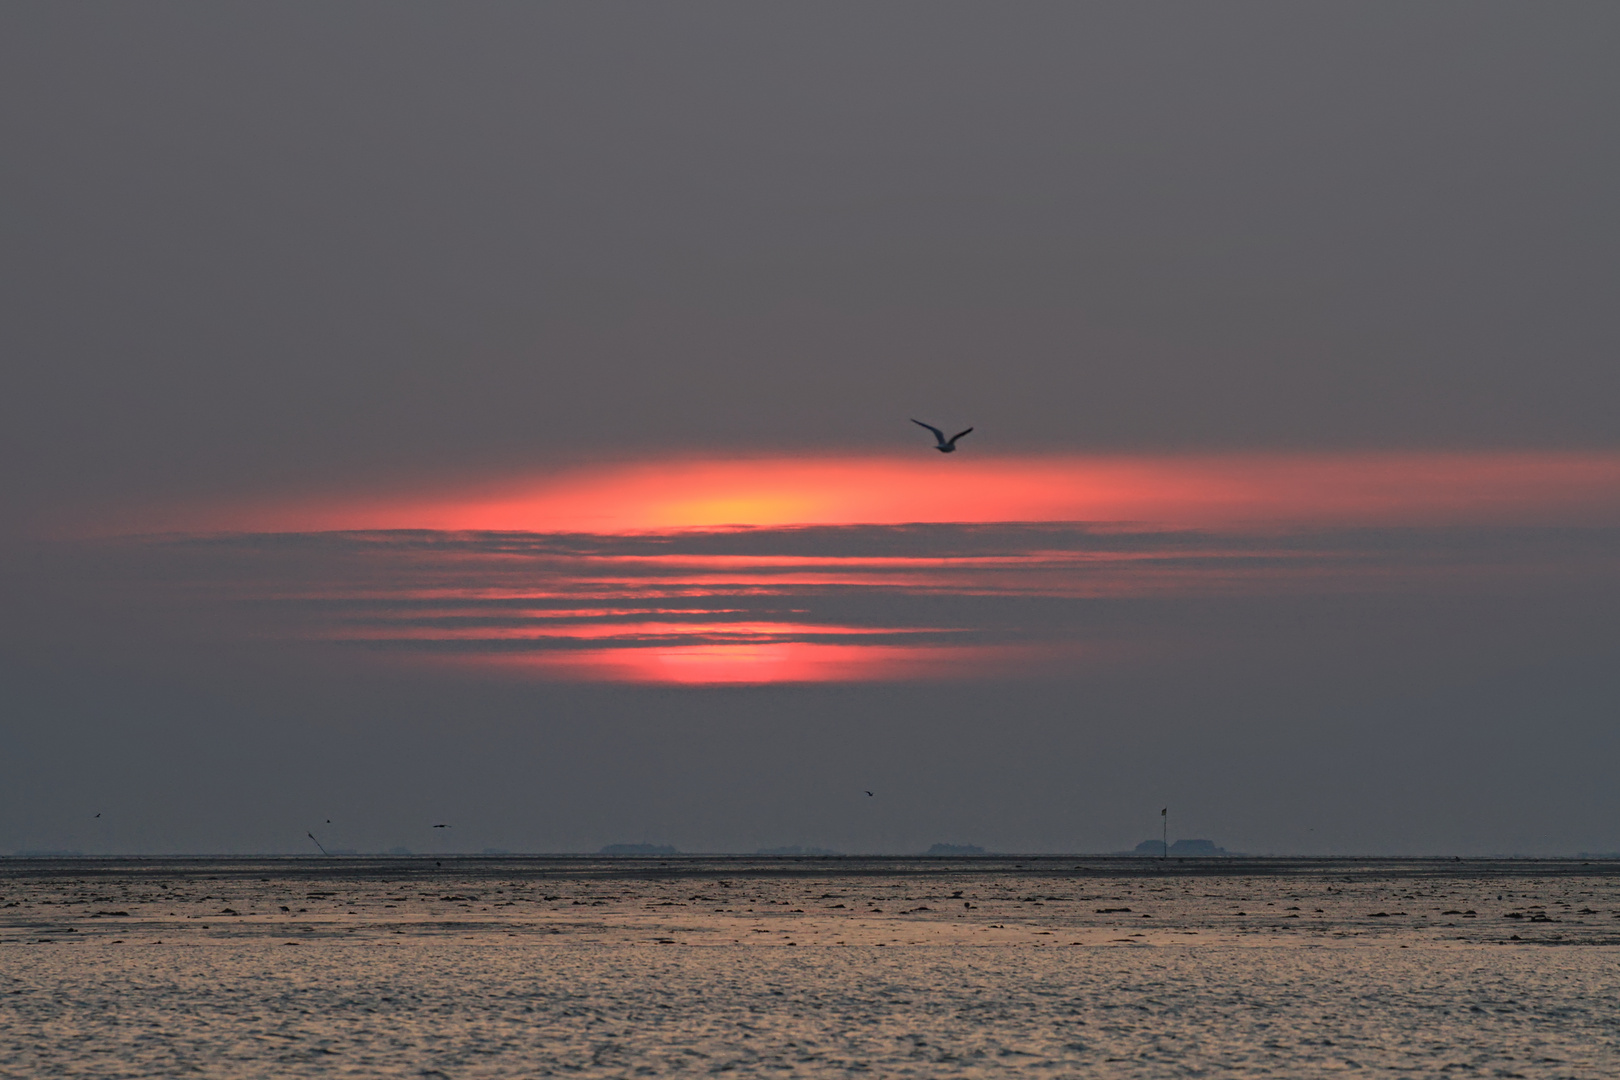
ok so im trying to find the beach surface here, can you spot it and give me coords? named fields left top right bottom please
left=4, top=856, right=1618, bottom=1077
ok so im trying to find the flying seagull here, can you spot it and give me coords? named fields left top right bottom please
left=865, top=791, right=874, bottom=797
left=911, top=419, right=973, bottom=453
left=432, top=823, right=450, bottom=828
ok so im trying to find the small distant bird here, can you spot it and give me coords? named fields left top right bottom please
left=433, top=824, right=450, bottom=828
left=94, top=813, right=101, bottom=818
left=325, top=819, right=331, bottom=824
left=865, top=791, right=874, bottom=797
left=911, top=419, right=973, bottom=453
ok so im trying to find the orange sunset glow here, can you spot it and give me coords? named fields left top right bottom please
left=105, top=450, right=1620, bottom=685
left=116, top=450, right=1620, bottom=537
left=471, top=642, right=1052, bottom=685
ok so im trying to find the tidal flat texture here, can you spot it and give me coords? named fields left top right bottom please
left=3, top=857, right=1619, bottom=1078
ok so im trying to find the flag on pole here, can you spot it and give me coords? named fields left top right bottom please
left=1161, top=808, right=1167, bottom=816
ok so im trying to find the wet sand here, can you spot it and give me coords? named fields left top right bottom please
left=4, top=857, right=1619, bottom=1077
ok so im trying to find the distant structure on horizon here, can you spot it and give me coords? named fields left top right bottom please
left=1126, top=839, right=1236, bottom=857
left=756, top=845, right=841, bottom=856
left=598, top=843, right=679, bottom=856
left=925, top=843, right=987, bottom=855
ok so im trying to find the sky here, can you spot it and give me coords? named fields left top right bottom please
left=3, top=3, right=1619, bottom=856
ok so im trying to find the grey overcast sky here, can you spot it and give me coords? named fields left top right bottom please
left=3, top=3, right=1618, bottom=856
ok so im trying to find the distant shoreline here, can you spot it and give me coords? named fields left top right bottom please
left=4, top=854, right=1618, bottom=885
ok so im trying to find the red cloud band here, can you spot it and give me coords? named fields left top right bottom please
left=93, top=451, right=1620, bottom=537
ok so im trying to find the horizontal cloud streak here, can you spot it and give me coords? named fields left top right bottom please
left=112, top=521, right=1620, bottom=683
left=82, top=451, right=1620, bottom=537
left=52, top=451, right=1615, bottom=682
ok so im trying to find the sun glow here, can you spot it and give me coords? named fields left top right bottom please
left=121, top=451, right=1620, bottom=536
left=95, top=450, right=1620, bottom=684
left=468, top=642, right=1053, bottom=685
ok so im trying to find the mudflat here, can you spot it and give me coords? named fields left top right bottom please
left=4, top=856, right=1618, bottom=1077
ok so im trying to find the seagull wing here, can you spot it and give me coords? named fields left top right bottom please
left=949, top=427, right=974, bottom=444
left=911, top=419, right=946, bottom=443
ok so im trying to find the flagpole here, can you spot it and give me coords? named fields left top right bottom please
left=1161, top=807, right=1167, bottom=860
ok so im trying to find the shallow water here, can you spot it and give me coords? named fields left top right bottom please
left=4, top=857, right=1619, bottom=1077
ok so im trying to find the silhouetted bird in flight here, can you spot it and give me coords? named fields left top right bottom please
left=433, top=824, right=450, bottom=828
left=94, top=813, right=101, bottom=818
left=865, top=791, right=874, bottom=797
left=911, top=419, right=973, bottom=453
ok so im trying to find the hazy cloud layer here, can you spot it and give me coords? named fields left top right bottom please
left=4, top=4, right=1619, bottom=857
left=6, top=3, right=1620, bottom=525
left=103, top=523, right=1620, bottom=680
